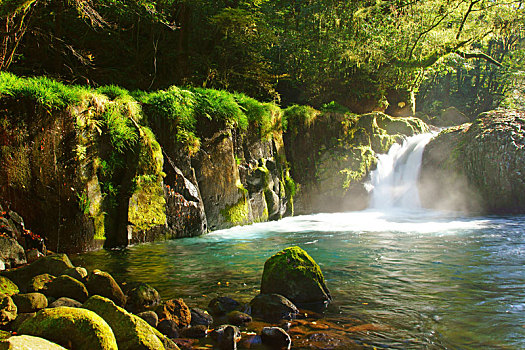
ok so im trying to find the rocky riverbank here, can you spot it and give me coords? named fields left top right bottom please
left=0, top=245, right=381, bottom=349
left=0, top=74, right=430, bottom=253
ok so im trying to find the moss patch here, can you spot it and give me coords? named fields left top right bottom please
left=221, top=196, right=250, bottom=226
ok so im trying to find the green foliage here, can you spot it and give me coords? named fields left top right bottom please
left=192, top=87, right=248, bottom=130
left=321, top=101, right=350, bottom=115
left=235, top=93, right=282, bottom=137
left=102, top=103, right=139, bottom=153
left=96, top=85, right=130, bottom=100
left=283, top=105, right=320, bottom=131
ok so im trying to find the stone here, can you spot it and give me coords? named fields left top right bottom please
left=0, top=236, right=26, bottom=269
left=437, top=106, right=470, bottom=127
left=63, top=267, right=88, bottom=281
left=190, top=308, right=213, bottom=327
left=11, top=293, right=47, bottom=313
left=9, top=312, right=36, bottom=332
left=0, top=276, right=18, bottom=298
left=155, top=298, right=191, bottom=328
left=157, top=319, right=179, bottom=339
left=25, top=249, right=44, bottom=264
left=27, top=274, right=55, bottom=293
left=86, top=270, right=126, bottom=307
left=44, top=275, right=89, bottom=302
left=250, top=294, right=299, bottom=322
left=260, top=247, right=331, bottom=308
left=226, top=310, right=252, bottom=326
left=83, top=295, right=169, bottom=350
left=0, top=296, right=17, bottom=326
left=17, top=306, right=117, bottom=350
left=261, top=327, right=291, bottom=350
left=48, top=297, right=82, bottom=308
left=125, top=282, right=160, bottom=314
left=179, top=325, right=207, bottom=339
left=208, top=296, right=240, bottom=316
left=0, top=335, right=67, bottom=350
left=137, top=311, right=158, bottom=328
left=1, top=254, right=73, bottom=289
left=210, top=325, right=241, bottom=350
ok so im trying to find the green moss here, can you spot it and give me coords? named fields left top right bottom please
left=128, top=181, right=166, bottom=232
left=18, top=306, right=118, bottom=350
left=282, top=104, right=320, bottom=132
left=0, top=276, right=19, bottom=298
left=221, top=197, right=250, bottom=225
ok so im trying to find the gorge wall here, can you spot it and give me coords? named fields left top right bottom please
left=0, top=74, right=430, bottom=253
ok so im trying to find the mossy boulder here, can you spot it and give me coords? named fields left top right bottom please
left=17, top=306, right=117, bottom=350
left=0, top=335, right=67, bottom=350
left=250, top=294, right=299, bottom=322
left=0, top=296, right=17, bottom=326
left=260, top=247, right=331, bottom=308
left=63, top=267, right=88, bottom=282
left=1, top=254, right=73, bottom=289
left=125, top=282, right=161, bottom=314
left=83, top=295, right=169, bottom=350
left=0, top=276, right=18, bottom=298
left=44, top=275, right=89, bottom=302
left=11, top=293, right=48, bottom=313
left=86, top=270, right=126, bottom=307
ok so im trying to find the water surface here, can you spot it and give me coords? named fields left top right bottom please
left=73, top=209, right=525, bottom=349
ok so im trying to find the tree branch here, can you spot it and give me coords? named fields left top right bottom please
left=455, top=51, right=502, bottom=67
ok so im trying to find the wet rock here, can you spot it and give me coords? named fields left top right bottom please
left=227, top=310, right=252, bottom=326
left=48, top=297, right=82, bottom=308
left=208, top=296, right=240, bottom=316
left=17, top=306, right=118, bottom=350
left=179, top=325, right=207, bottom=339
left=63, top=267, right=88, bottom=281
left=86, top=270, right=126, bottom=307
left=44, top=275, right=89, bottom=303
left=27, top=274, right=55, bottom=293
left=250, top=294, right=299, bottom=322
left=436, top=106, right=470, bottom=127
left=190, top=307, right=213, bottom=327
left=12, top=293, right=47, bottom=313
left=261, top=327, right=291, bottom=350
left=125, top=282, right=160, bottom=314
left=0, top=236, right=26, bottom=269
left=25, top=249, right=44, bottom=264
left=0, top=276, right=18, bottom=297
left=0, top=335, right=67, bottom=349
left=155, top=298, right=191, bottom=328
left=0, top=296, right=17, bottom=325
left=83, top=295, right=167, bottom=350
left=210, top=325, right=241, bottom=350
left=158, top=319, right=179, bottom=339
left=260, top=247, right=331, bottom=308
left=10, top=312, right=35, bottom=332
left=138, top=310, right=158, bottom=328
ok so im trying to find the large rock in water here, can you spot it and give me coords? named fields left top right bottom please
left=260, top=247, right=331, bottom=308
left=420, top=110, right=525, bottom=213
left=17, top=306, right=118, bottom=350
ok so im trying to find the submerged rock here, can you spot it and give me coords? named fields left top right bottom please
left=261, top=327, right=291, bottom=350
left=17, top=306, right=118, bottom=350
left=226, top=310, right=252, bottom=326
left=260, top=247, right=331, bottom=308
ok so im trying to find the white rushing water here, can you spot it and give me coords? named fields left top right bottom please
left=368, top=133, right=435, bottom=210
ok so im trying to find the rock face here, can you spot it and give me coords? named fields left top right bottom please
left=284, top=110, right=429, bottom=213
left=260, top=247, right=331, bottom=308
left=17, top=306, right=118, bottom=350
left=420, top=110, right=525, bottom=213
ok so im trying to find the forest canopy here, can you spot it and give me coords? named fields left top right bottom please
left=1, top=0, right=524, bottom=116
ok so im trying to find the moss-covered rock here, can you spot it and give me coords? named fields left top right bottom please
left=11, top=293, right=47, bottom=313
left=1, top=254, right=73, bottom=289
left=44, top=275, right=89, bottom=302
left=63, top=267, right=88, bottom=281
left=0, top=276, right=18, bottom=298
left=86, top=270, right=126, bottom=307
left=0, top=296, right=17, bottom=326
left=83, top=295, right=168, bottom=350
left=0, top=335, right=67, bottom=350
left=125, top=282, right=160, bottom=314
left=27, top=274, right=55, bottom=293
left=260, top=247, right=331, bottom=308
left=17, top=306, right=117, bottom=350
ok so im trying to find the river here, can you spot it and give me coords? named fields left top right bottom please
left=72, top=134, right=525, bottom=349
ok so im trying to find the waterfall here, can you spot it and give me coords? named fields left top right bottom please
left=368, top=133, right=435, bottom=210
